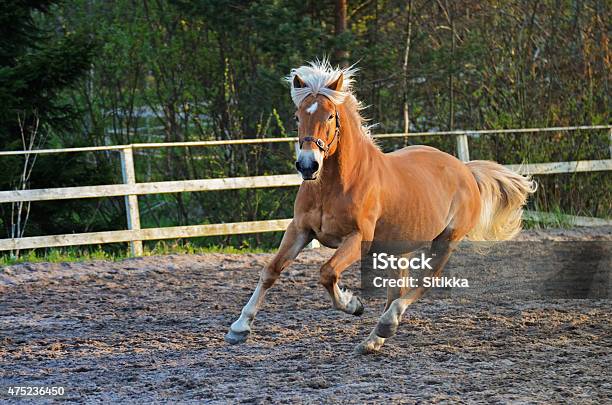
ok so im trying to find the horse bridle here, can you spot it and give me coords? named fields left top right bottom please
left=299, top=110, right=341, bottom=158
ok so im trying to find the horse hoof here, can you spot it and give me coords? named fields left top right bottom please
left=225, top=329, right=250, bottom=345
left=375, top=321, right=398, bottom=338
left=353, top=297, right=364, bottom=316
left=354, top=341, right=381, bottom=355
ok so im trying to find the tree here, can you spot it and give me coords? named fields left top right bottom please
left=334, top=0, right=349, bottom=66
left=0, top=0, right=97, bottom=238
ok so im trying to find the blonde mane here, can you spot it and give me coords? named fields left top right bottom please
left=287, top=59, right=357, bottom=106
left=286, top=59, right=375, bottom=143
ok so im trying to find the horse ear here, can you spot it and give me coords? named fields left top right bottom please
left=326, top=73, right=344, bottom=92
left=293, top=75, right=305, bottom=88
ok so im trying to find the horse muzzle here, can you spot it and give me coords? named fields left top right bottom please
left=295, top=149, right=323, bottom=180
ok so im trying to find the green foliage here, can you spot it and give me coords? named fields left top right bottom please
left=0, top=1, right=97, bottom=137
left=0, top=0, right=98, bottom=237
left=0, top=0, right=610, bottom=258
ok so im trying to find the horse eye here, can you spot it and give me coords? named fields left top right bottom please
left=328, top=114, right=334, bottom=121
left=294, top=115, right=299, bottom=122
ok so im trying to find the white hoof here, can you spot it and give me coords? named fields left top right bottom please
left=354, top=333, right=385, bottom=354
left=225, top=329, right=250, bottom=345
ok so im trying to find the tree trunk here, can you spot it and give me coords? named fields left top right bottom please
left=334, top=0, right=349, bottom=67
left=402, top=0, right=413, bottom=139
left=446, top=0, right=455, bottom=130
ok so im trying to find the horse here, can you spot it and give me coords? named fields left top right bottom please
left=225, top=60, right=536, bottom=353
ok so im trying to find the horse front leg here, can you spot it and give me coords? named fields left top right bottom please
left=319, top=231, right=369, bottom=316
left=225, top=221, right=311, bottom=344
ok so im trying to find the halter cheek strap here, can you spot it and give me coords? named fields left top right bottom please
left=300, top=111, right=341, bottom=158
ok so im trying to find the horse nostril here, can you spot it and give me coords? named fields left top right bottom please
left=295, top=161, right=301, bottom=171
left=312, top=161, right=319, bottom=172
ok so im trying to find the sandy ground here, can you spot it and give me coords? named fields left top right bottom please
left=0, top=227, right=610, bottom=403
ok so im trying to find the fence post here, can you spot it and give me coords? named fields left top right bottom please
left=120, top=146, right=143, bottom=256
left=293, top=141, right=320, bottom=249
left=456, top=132, right=470, bottom=162
left=609, top=127, right=612, bottom=159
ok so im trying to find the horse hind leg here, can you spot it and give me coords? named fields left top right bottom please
left=376, top=230, right=459, bottom=338
left=385, top=254, right=411, bottom=311
left=355, top=227, right=460, bottom=354
left=351, top=255, right=410, bottom=354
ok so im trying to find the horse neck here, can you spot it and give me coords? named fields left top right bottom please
left=320, top=104, right=378, bottom=192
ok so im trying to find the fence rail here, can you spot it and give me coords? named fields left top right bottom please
left=1, top=125, right=610, bottom=255
left=0, top=125, right=610, bottom=156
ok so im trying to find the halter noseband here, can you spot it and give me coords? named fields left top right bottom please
left=299, top=111, right=341, bottom=158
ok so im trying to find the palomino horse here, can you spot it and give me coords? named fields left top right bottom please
left=226, top=60, right=536, bottom=353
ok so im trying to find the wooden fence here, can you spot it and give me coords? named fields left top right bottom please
left=0, top=125, right=610, bottom=255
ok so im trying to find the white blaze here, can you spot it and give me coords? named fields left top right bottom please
left=306, top=102, right=318, bottom=114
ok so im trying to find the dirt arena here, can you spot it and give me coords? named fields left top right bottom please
left=1, top=227, right=610, bottom=403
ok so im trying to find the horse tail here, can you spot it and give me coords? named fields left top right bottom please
left=466, top=160, right=537, bottom=241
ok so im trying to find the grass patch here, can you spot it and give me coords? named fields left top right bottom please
left=145, top=240, right=271, bottom=256
left=523, top=208, right=576, bottom=229
left=0, top=241, right=273, bottom=267
left=1, top=247, right=119, bottom=267
left=523, top=202, right=610, bottom=229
